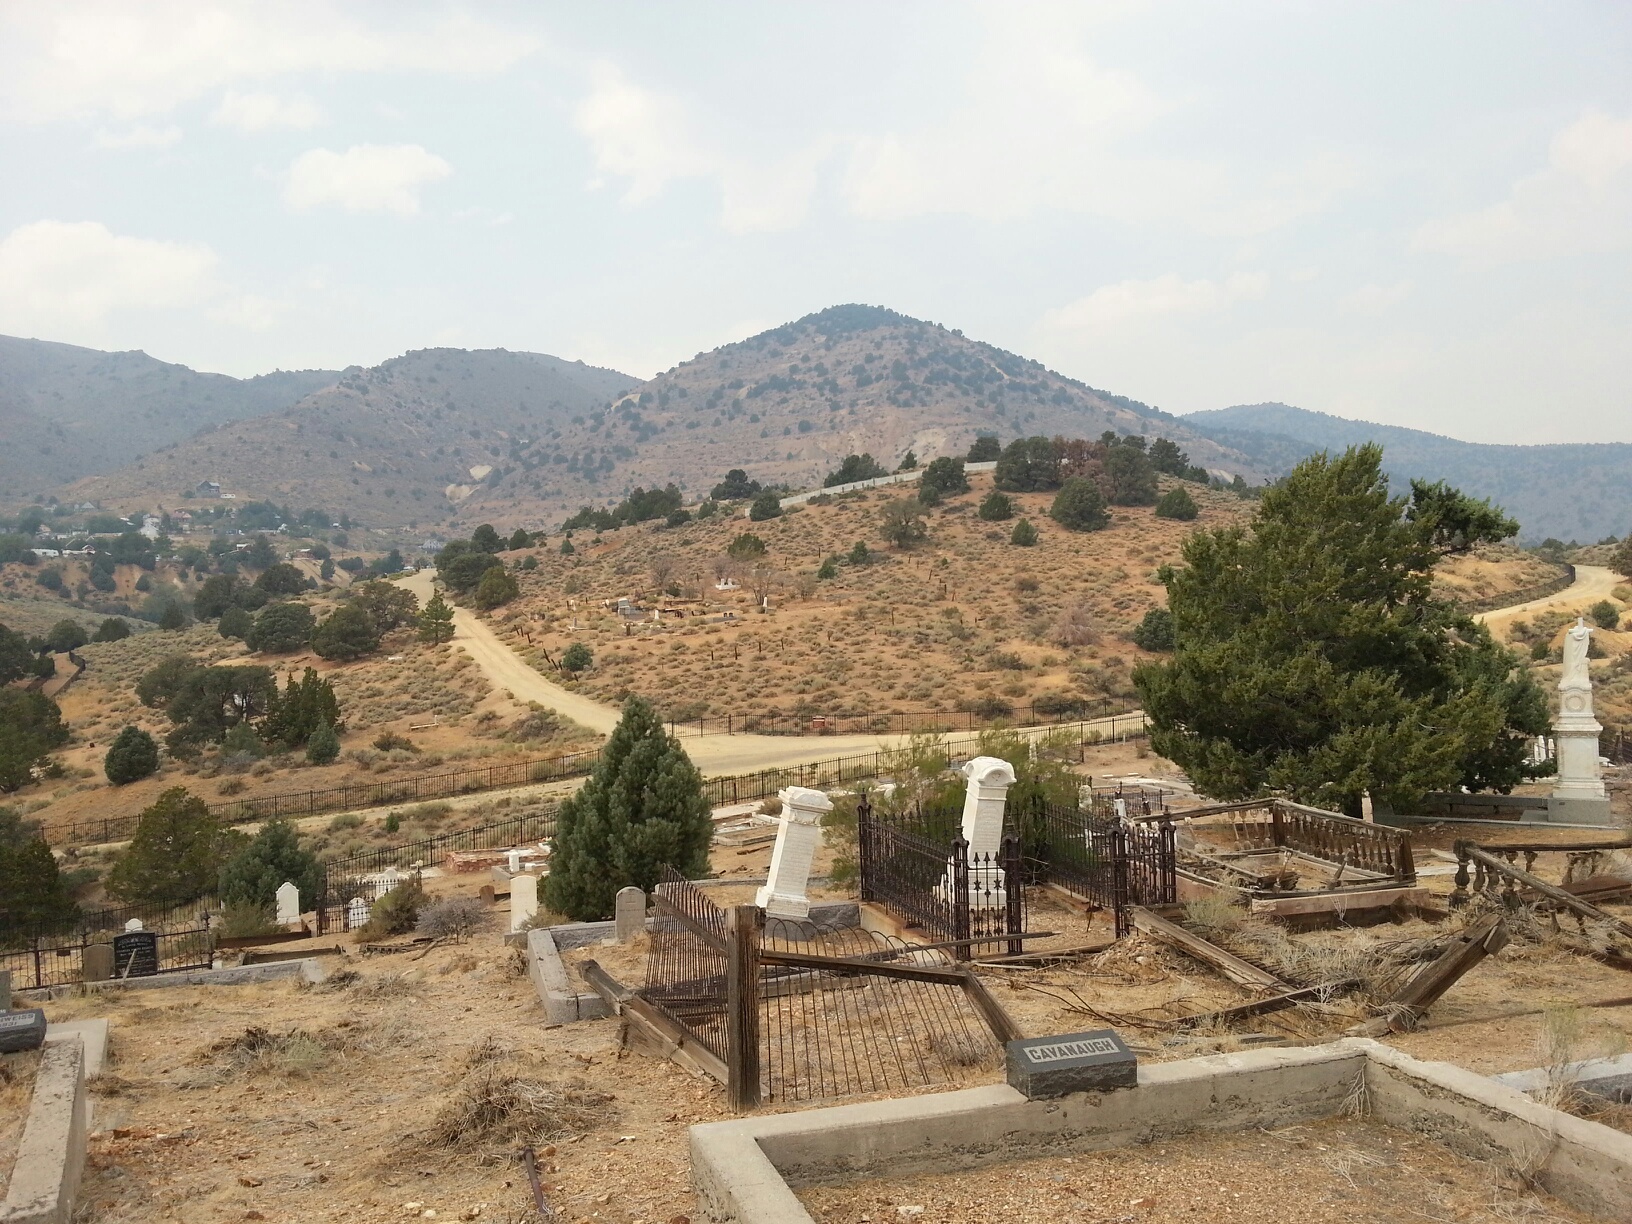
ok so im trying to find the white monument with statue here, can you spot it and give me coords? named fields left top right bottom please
left=1548, top=618, right=1612, bottom=825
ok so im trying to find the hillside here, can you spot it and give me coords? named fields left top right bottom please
left=0, top=334, right=336, bottom=503
left=1183, top=403, right=1632, bottom=543
left=61, top=347, right=636, bottom=531
left=61, top=306, right=1259, bottom=533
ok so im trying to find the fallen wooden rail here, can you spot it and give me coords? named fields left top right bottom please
left=1129, top=906, right=1285, bottom=990
left=1348, top=914, right=1509, bottom=1036
left=1168, top=980, right=1360, bottom=1029
left=1454, top=842, right=1632, bottom=940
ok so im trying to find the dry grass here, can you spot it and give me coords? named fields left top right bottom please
left=424, top=1062, right=615, bottom=1150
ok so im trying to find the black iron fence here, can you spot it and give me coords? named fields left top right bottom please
left=1010, top=796, right=1176, bottom=937
left=1, top=920, right=213, bottom=991
left=664, top=702, right=1144, bottom=739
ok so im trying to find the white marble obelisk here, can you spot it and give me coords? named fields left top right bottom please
left=1549, top=618, right=1612, bottom=825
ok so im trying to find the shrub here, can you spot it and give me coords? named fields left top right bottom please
left=1155, top=487, right=1199, bottom=521
left=748, top=491, right=783, bottom=521
left=1052, top=602, right=1097, bottom=647
left=920, top=456, right=969, bottom=498
left=970, top=695, right=1013, bottom=719
left=305, top=720, right=340, bottom=764
left=727, top=533, right=766, bottom=560
left=978, top=491, right=1013, bottom=521
left=879, top=499, right=928, bottom=548
left=1590, top=600, right=1620, bottom=631
left=93, top=617, right=131, bottom=642
left=1010, top=519, right=1038, bottom=547
left=1050, top=478, right=1109, bottom=532
left=560, top=642, right=593, bottom=674
left=848, top=541, right=871, bottom=566
left=328, top=813, right=363, bottom=831
left=916, top=483, right=942, bottom=508
left=816, top=556, right=839, bottom=580
left=218, top=606, right=254, bottom=640
left=46, top=619, right=88, bottom=652
left=357, top=875, right=427, bottom=939
left=219, top=902, right=279, bottom=939
left=473, top=566, right=520, bottom=611
left=665, top=509, right=692, bottom=528
left=1132, top=607, right=1175, bottom=652
left=416, top=897, right=489, bottom=942
left=384, top=813, right=401, bottom=833
left=373, top=731, right=417, bottom=753
left=104, top=726, right=160, bottom=784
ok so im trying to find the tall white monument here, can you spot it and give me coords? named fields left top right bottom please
left=756, top=787, right=831, bottom=920
left=1549, top=618, right=1612, bottom=825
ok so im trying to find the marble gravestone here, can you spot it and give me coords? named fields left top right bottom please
left=276, top=881, right=301, bottom=927
left=0, top=1008, right=47, bottom=1053
left=615, top=887, right=646, bottom=942
left=510, top=874, right=539, bottom=934
left=755, top=787, right=832, bottom=921
left=1550, top=618, right=1613, bottom=826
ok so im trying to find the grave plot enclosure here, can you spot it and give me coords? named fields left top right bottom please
left=635, top=870, right=1017, bottom=1108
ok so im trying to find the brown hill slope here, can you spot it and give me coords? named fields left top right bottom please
left=63, top=347, right=636, bottom=530
left=64, top=306, right=1260, bottom=533
left=0, top=333, right=337, bottom=504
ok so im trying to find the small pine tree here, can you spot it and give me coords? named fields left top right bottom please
left=1010, top=518, right=1038, bottom=546
left=305, top=719, right=340, bottom=764
left=508, top=527, right=531, bottom=551
left=1050, top=478, right=1110, bottom=532
left=978, top=491, right=1014, bottom=521
left=1154, top=487, right=1199, bottom=521
left=104, top=725, right=160, bottom=784
left=542, top=697, right=712, bottom=920
left=106, top=787, right=227, bottom=905
left=560, top=642, right=593, bottom=674
left=816, top=556, right=839, bottom=580
left=159, top=602, right=188, bottom=631
left=560, top=539, right=575, bottom=556
left=418, top=590, right=455, bottom=644
left=218, top=818, right=321, bottom=910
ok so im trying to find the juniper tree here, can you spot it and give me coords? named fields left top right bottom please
left=542, top=697, right=712, bottom=921
left=1134, top=445, right=1545, bottom=817
left=219, top=818, right=321, bottom=910
left=418, top=590, right=455, bottom=644
left=107, top=787, right=232, bottom=905
left=104, top=725, right=160, bottom=784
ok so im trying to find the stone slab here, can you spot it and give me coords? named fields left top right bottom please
left=1005, top=1029, right=1136, bottom=1098
left=0, top=1008, right=47, bottom=1053
left=1494, top=1053, right=1632, bottom=1103
left=44, top=1020, right=108, bottom=1079
left=80, top=945, right=113, bottom=984
left=17, top=958, right=324, bottom=1002
left=0, top=1038, right=87, bottom=1224
left=1547, top=796, right=1616, bottom=827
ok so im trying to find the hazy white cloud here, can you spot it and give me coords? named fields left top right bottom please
left=92, top=123, right=181, bottom=149
left=573, top=59, right=825, bottom=234
left=0, top=220, right=218, bottom=329
left=283, top=145, right=451, bottom=216
left=1414, top=110, right=1632, bottom=261
left=208, top=293, right=287, bottom=331
left=211, top=89, right=321, bottom=132
left=1345, top=281, right=1414, bottom=313
left=1046, top=272, right=1268, bottom=329
left=0, top=3, right=538, bottom=122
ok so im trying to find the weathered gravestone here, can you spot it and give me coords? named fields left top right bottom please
left=0, top=968, right=9, bottom=1011
left=0, top=1008, right=47, bottom=1053
left=113, top=931, right=159, bottom=978
left=615, top=887, right=646, bottom=943
left=509, top=874, right=539, bottom=934
left=82, top=944, right=114, bottom=984
left=275, top=881, right=301, bottom=927
left=1006, top=1029, right=1137, bottom=1099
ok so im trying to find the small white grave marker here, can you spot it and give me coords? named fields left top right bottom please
left=755, top=787, right=832, bottom=920
left=347, top=896, right=371, bottom=929
left=275, top=881, right=301, bottom=926
left=615, top=887, right=646, bottom=942
left=510, top=873, right=539, bottom=933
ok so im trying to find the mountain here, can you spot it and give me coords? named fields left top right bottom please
left=62, top=347, right=638, bottom=528
left=1182, top=403, right=1632, bottom=543
left=58, top=305, right=1260, bottom=533
left=0, top=334, right=337, bottom=502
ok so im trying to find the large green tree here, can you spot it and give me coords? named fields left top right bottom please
left=417, top=591, right=455, bottom=644
left=0, top=821, right=78, bottom=931
left=246, top=602, right=315, bottom=653
left=106, top=787, right=231, bottom=905
left=542, top=697, right=712, bottom=921
left=311, top=603, right=380, bottom=660
left=219, top=818, right=321, bottom=910
left=1134, top=446, right=1546, bottom=816
left=0, top=690, right=69, bottom=792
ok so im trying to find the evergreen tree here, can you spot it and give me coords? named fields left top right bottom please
left=304, top=719, right=340, bottom=764
left=508, top=527, right=531, bottom=551
left=104, top=725, right=160, bottom=784
left=219, top=818, right=320, bottom=909
left=0, top=623, right=32, bottom=684
left=978, top=491, right=1014, bottom=521
left=263, top=668, right=342, bottom=749
left=560, top=642, right=593, bottom=674
left=311, top=603, right=380, bottom=660
left=542, top=697, right=712, bottom=920
left=994, top=437, right=1062, bottom=492
left=1611, top=536, right=1632, bottom=581
left=246, top=601, right=315, bottom=653
left=1132, top=608, right=1175, bottom=652
left=1154, top=487, right=1199, bottom=520
left=879, top=499, right=928, bottom=548
left=418, top=591, right=456, bottom=644
left=0, top=690, right=69, bottom=793
left=471, top=524, right=504, bottom=552
left=1050, top=478, right=1110, bottom=531
left=966, top=435, right=1002, bottom=463
left=219, top=606, right=253, bottom=640
left=1102, top=445, right=1159, bottom=505
left=473, top=565, right=520, bottom=610
left=93, top=617, right=130, bottom=642
left=106, top=787, right=228, bottom=905
left=158, top=602, right=188, bottom=631
left=896, top=451, right=918, bottom=471
left=1134, top=445, right=1545, bottom=816
left=1010, top=518, right=1038, bottom=547
left=46, top=619, right=88, bottom=652
left=920, top=456, right=969, bottom=497
left=748, top=490, right=783, bottom=521
left=0, top=828, right=78, bottom=930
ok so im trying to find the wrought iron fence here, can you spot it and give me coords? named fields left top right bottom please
left=664, top=703, right=1145, bottom=739
left=643, top=870, right=731, bottom=1062
left=1, top=921, right=213, bottom=991
left=1010, top=796, right=1176, bottom=936
left=1161, top=798, right=1416, bottom=883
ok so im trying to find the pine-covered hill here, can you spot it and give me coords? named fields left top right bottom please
left=0, top=333, right=337, bottom=503
left=60, top=306, right=1261, bottom=534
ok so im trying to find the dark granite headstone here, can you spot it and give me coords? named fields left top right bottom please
left=1006, top=1029, right=1137, bottom=1099
left=0, top=1007, right=47, bottom=1053
left=113, top=931, right=160, bottom=978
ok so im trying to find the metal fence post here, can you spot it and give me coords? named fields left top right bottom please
left=1001, top=834, right=1024, bottom=956
left=951, top=838, right=972, bottom=960
left=725, top=904, right=762, bottom=1110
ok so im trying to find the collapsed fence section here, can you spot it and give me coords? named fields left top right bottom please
left=633, top=870, right=1015, bottom=1109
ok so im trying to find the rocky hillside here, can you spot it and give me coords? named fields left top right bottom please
left=1183, top=402, right=1632, bottom=543
left=61, top=306, right=1259, bottom=534
left=0, top=334, right=336, bottom=503
left=61, top=348, right=636, bottom=530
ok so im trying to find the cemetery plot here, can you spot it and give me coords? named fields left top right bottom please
left=793, top=1116, right=1604, bottom=1224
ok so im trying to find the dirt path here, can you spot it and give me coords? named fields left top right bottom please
left=399, top=569, right=1146, bottom=774
left=1476, top=563, right=1622, bottom=638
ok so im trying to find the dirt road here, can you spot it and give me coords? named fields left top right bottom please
left=399, top=569, right=1146, bottom=774
left=1476, top=564, right=1623, bottom=638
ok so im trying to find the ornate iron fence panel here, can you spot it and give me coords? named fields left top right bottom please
left=641, top=869, right=730, bottom=1060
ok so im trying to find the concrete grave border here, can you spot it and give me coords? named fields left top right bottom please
left=688, top=1038, right=1632, bottom=1224
left=0, top=1036, right=88, bottom=1224
left=17, top=958, right=327, bottom=1003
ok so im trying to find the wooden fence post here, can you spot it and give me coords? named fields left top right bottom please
left=725, top=904, right=763, bottom=1111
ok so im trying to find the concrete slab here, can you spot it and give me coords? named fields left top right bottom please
left=44, top=1020, right=108, bottom=1078
left=18, top=958, right=326, bottom=1002
left=0, top=1038, right=87, bottom=1224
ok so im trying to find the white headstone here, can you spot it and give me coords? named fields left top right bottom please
left=755, top=787, right=832, bottom=920
left=615, top=887, right=647, bottom=942
left=958, top=756, right=1017, bottom=910
left=510, top=873, right=539, bottom=933
left=275, top=881, right=301, bottom=926
left=507, top=849, right=522, bottom=874
left=1553, top=618, right=1608, bottom=802
left=123, top=918, right=144, bottom=933
left=347, top=896, right=371, bottom=929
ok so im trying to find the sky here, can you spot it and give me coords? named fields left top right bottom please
left=1, top=2, right=1629, bottom=446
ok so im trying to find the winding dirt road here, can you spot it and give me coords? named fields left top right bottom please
left=1475, top=564, right=1622, bottom=639
left=398, top=569, right=1145, bottom=775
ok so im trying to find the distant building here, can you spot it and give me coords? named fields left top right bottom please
left=195, top=481, right=221, bottom=498
left=138, top=514, right=162, bottom=540
left=30, top=548, right=61, bottom=558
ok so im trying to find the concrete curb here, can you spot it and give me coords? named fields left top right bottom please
left=0, top=1037, right=87, bottom=1224
left=526, top=927, right=610, bottom=1024
left=18, top=958, right=326, bottom=1003
left=688, top=1039, right=1632, bottom=1224
left=44, top=1020, right=107, bottom=1079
